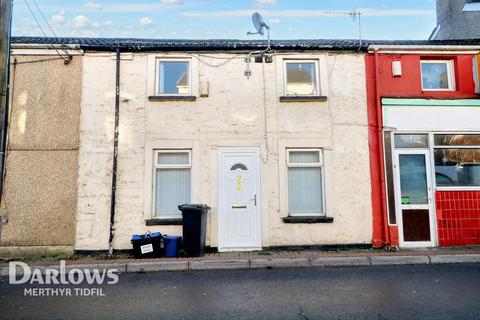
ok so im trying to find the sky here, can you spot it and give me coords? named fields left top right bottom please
left=11, top=0, right=438, bottom=40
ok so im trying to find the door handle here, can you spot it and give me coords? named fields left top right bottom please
left=250, top=195, right=257, bottom=206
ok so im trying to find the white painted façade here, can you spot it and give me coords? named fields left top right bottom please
left=74, top=44, right=373, bottom=252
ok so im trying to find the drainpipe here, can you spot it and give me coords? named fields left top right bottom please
left=373, top=49, right=391, bottom=247
left=0, top=0, right=13, bottom=207
left=108, top=48, right=121, bottom=257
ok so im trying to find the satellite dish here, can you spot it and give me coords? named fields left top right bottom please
left=247, top=12, right=270, bottom=36
left=245, top=11, right=272, bottom=68
left=252, top=12, right=267, bottom=35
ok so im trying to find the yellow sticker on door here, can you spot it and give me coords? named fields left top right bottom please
left=237, top=174, right=242, bottom=191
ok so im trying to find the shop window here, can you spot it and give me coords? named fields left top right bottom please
left=420, top=60, right=455, bottom=91
left=284, top=60, right=320, bottom=96
left=287, top=149, right=324, bottom=215
left=154, top=150, right=191, bottom=217
left=434, top=134, right=480, bottom=187
left=434, top=134, right=480, bottom=146
left=384, top=132, right=396, bottom=224
left=157, top=59, right=190, bottom=95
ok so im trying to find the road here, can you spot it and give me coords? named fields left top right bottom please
left=1, top=263, right=479, bottom=320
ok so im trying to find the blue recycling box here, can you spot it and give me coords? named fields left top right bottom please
left=131, top=232, right=163, bottom=258
left=163, top=235, right=182, bottom=257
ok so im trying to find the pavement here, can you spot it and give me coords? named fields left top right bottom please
left=1, top=246, right=480, bottom=275
left=1, top=263, right=480, bottom=320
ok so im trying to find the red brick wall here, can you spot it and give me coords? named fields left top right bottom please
left=436, top=191, right=480, bottom=246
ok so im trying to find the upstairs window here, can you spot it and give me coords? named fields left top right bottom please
left=420, top=60, right=455, bottom=91
left=285, top=60, right=319, bottom=96
left=157, top=59, right=190, bottom=95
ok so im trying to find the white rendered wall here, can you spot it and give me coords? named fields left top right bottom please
left=75, top=51, right=372, bottom=250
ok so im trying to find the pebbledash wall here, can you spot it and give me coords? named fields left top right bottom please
left=75, top=50, right=373, bottom=251
left=0, top=50, right=82, bottom=256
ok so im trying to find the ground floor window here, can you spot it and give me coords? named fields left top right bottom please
left=287, top=149, right=324, bottom=215
left=153, top=150, right=191, bottom=217
left=434, top=134, right=480, bottom=187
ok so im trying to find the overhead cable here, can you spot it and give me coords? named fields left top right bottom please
left=23, top=0, right=71, bottom=64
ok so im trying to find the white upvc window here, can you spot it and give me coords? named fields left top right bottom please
left=286, top=149, right=325, bottom=216
left=420, top=60, right=455, bottom=91
left=156, top=58, right=191, bottom=95
left=284, top=60, right=320, bottom=96
left=153, top=150, right=192, bottom=217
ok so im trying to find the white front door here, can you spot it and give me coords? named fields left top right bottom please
left=393, top=149, right=436, bottom=247
left=218, top=148, right=261, bottom=251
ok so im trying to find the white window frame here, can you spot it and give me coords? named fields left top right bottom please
left=152, top=149, right=192, bottom=218
left=389, top=131, right=480, bottom=192
left=420, top=60, right=455, bottom=92
left=155, top=58, right=192, bottom=96
left=283, top=59, right=321, bottom=96
left=286, top=148, right=326, bottom=216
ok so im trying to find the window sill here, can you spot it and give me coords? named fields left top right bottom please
left=436, top=187, right=480, bottom=191
left=279, top=96, right=328, bottom=103
left=145, top=218, right=182, bottom=226
left=282, top=216, right=334, bottom=224
left=421, top=89, right=455, bottom=92
left=148, top=95, right=196, bottom=102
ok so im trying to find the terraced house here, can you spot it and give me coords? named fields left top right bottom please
left=70, top=38, right=373, bottom=253
left=0, top=37, right=479, bottom=256
left=366, top=40, right=480, bottom=248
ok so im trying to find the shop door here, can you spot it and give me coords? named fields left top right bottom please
left=394, top=150, right=435, bottom=247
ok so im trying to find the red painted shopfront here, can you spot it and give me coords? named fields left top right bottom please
left=366, top=47, right=480, bottom=248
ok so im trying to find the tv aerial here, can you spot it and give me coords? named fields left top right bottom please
left=320, top=8, right=362, bottom=47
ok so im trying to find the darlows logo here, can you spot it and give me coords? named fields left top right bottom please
left=9, top=261, right=119, bottom=296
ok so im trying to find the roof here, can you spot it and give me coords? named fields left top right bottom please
left=11, top=36, right=480, bottom=52
left=12, top=37, right=369, bottom=51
